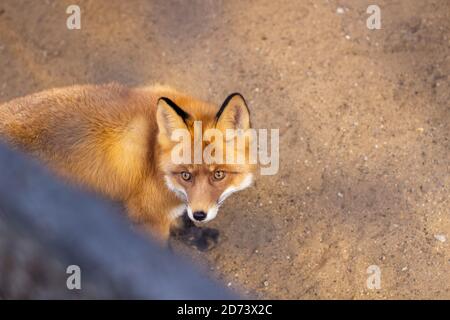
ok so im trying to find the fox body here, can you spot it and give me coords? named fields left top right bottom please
left=0, top=83, right=254, bottom=242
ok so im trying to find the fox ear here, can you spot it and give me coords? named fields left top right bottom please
left=156, top=97, right=190, bottom=137
left=215, top=93, right=250, bottom=131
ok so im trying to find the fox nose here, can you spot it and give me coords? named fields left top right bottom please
left=193, top=211, right=207, bottom=221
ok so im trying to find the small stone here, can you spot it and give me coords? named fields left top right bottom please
left=402, top=266, right=408, bottom=271
left=337, top=192, right=344, bottom=198
left=227, top=282, right=232, bottom=287
left=263, top=281, right=269, bottom=287
left=336, top=7, right=345, bottom=14
left=434, top=234, right=447, bottom=242
left=345, top=35, right=351, bottom=40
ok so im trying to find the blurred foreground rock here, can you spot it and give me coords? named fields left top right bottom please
left=0, top=143, right=231, bottom=299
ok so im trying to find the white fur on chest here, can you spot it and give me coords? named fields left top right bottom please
left=169, top=204, right=187, bottom=220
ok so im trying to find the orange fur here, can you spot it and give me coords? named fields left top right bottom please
left=0, top=83, right=255, bottom=243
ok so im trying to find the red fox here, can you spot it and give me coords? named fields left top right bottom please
left=0, top=83, right=255, bottom=243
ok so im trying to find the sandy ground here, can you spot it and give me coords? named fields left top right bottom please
left=0, top=0, right=449, bottom=299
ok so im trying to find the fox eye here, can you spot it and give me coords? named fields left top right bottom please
left=181, top=171, right=192, bottom=181
left=213, top=170, right=225, bottom=181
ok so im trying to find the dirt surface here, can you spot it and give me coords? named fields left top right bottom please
left=0, top=0, right=449, bottom=299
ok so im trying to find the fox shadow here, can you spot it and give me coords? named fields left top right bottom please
left=170, top=213, right=220, bottom=252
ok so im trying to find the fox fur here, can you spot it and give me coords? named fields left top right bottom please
left=0, top=83, right=254, bottom=243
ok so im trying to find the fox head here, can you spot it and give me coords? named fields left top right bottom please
left=156, top=93, right=255, bottom=223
